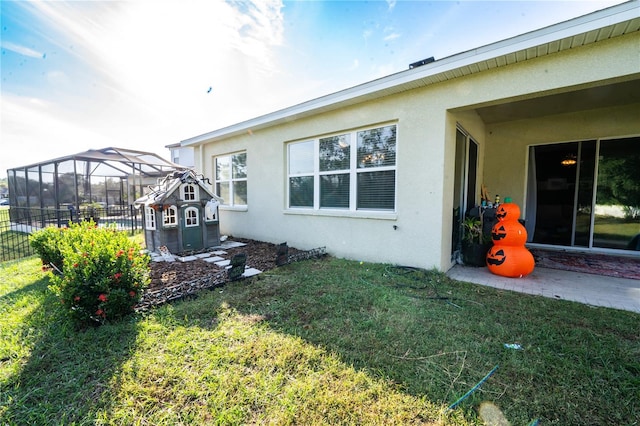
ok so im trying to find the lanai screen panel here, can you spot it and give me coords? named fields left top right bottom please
left=7, top=147, right=182, bottom=211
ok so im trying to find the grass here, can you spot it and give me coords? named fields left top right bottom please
left=593, top=216, right=640, bottom=244
left=1, top=256, right=639, bottom=425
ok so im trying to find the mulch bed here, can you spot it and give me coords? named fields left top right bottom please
left=138, top=239, right=311, bottom=310
left=531, top=248, right=640, bottom=280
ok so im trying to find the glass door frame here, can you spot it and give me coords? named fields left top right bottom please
left=527, top=136, right=640, bottom=255
left=452, top=125, right=479, bottom=257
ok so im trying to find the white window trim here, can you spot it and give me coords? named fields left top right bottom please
left=181, top=184, right=199, bottom=201
left=162, top=205, right=178, bottom=227
left=284, top=208, right=397, bottom=221
left=214, top=152, right=247, bottom=207
left=286, top=123, right=397, bottom=213
left=220, top=205, right=249, bottom=212
left=144, top=206, right=156, bottom=230
left=184, top=206, right=200, bottom=227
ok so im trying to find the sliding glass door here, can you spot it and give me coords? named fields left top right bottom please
left=529, top=136, right=640, bottom=252
left=593, top=138, right=640, bottom=250
left=452, top=128, right=478, bottom=255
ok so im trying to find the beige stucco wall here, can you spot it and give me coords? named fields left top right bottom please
left=483, top=103, right=640, bottom=222
left=201, top=92, right=451, bottom=269
left=194, top=30, right=639, bottom=271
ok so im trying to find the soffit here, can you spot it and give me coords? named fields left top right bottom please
left=475, top=78, right=640, bottom=124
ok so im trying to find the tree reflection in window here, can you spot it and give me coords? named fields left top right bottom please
left=320, top=134, right=350, bottom=171
left=357, top=125, right=396, bottom=168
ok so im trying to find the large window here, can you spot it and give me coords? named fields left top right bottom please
left=288, top=124, right=396, bottom=211
left=215, top=152, right=247, bottom=206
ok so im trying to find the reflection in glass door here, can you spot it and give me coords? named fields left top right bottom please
left=530, top=137, right=640, bottom=252
left=573, top=140, right=596, bottom=247
left=594, top=138, right=640, bottom=250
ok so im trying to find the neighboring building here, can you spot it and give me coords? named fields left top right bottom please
left=166, top=142, right=195, bottom=169
left=135, top=169, right=222, bottom=253
left=178, top=2, right=640, bottom=271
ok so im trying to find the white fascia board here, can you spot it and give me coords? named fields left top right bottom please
left=181, top=1, right=639, bottom=147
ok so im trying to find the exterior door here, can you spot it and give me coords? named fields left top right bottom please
left=181, top=206, right=203, bottom=251
left=529, top=136, right=640, bottom=252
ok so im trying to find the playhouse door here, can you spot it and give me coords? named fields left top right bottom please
left=182, top=206, right=203, bottom=251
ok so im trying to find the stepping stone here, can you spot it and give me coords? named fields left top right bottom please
left=242, top=268, right=262, bottom=278
left=203, top=256, right=225, bottom=263
left=221, top=241, right=246, bottom=249
left=178, top=255, right=198, bottom=262
left=212, top=250, right=227, bottom=255
left=159, top=247, right=176, bottom=262
left=195, top=253, right=212, bottom=258
left=215, top=259, right=231, bottom=267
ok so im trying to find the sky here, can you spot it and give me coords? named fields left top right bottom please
left=0, top=0, right=628, bottom=178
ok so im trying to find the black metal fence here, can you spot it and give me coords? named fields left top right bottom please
left=0, top=206, right=142, bottom=263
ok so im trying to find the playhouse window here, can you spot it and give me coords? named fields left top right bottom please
left=215, top=152, right=247, bottom=206
left=287, top=124, right=396, bottom=211
left=162, top=206, right=178, bottom=227
left=144, top=207, right=156, bottom=230
left=181, top=184, right=198, bottom=201
left=185, top=207, right=199, bottom=227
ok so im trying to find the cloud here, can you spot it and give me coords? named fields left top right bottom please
left=383, top=32, right=401, bottom=42
left=1, top=94, right=121, bottom=170
left=1, top=0, right=289, bottom=175
left=1, top=41, right=43, bottom=58
left=386, top=0, right=397, bottom=12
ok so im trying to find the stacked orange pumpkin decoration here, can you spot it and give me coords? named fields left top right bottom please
left=486, top=202, right=535, bottom=278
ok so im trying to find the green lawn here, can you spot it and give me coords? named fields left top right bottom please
left=1, top=255, right=638, bottom=425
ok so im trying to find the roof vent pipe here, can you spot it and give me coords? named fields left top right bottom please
left=409, top=56, right=435, bottom=69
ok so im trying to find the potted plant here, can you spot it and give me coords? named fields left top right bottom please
left=461, top=215, right=492, bottom=267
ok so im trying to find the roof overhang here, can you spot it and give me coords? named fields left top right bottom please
left=182, top=1, right=640, bottom=147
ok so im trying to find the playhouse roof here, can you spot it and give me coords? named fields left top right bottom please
left=135, top=169, right=221, bottom=206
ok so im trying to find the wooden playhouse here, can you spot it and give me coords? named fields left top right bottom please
left=135, top=170, right=222, bottom=253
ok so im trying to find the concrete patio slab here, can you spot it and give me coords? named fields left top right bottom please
left=447, top=265, right=640, bottom=313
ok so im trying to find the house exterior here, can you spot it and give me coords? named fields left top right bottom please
left=166, top=142, right=195, bottom=169
left=179, top=2, right=640, bottom=271
left=135, top=170, right=222, bottom=253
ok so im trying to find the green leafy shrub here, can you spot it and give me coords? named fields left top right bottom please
left=30, top=225, right=66, bottom=270
left=47, top=221, right=150, bottom=325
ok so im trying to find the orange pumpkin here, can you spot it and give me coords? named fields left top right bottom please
left=486, top=245, right=534, bottom=278
left=491, top=221, right=527, bottom=246
left=495, top=203, right=520, bottom=222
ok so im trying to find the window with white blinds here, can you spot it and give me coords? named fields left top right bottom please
left=287, top=124, right=396, bottom=211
